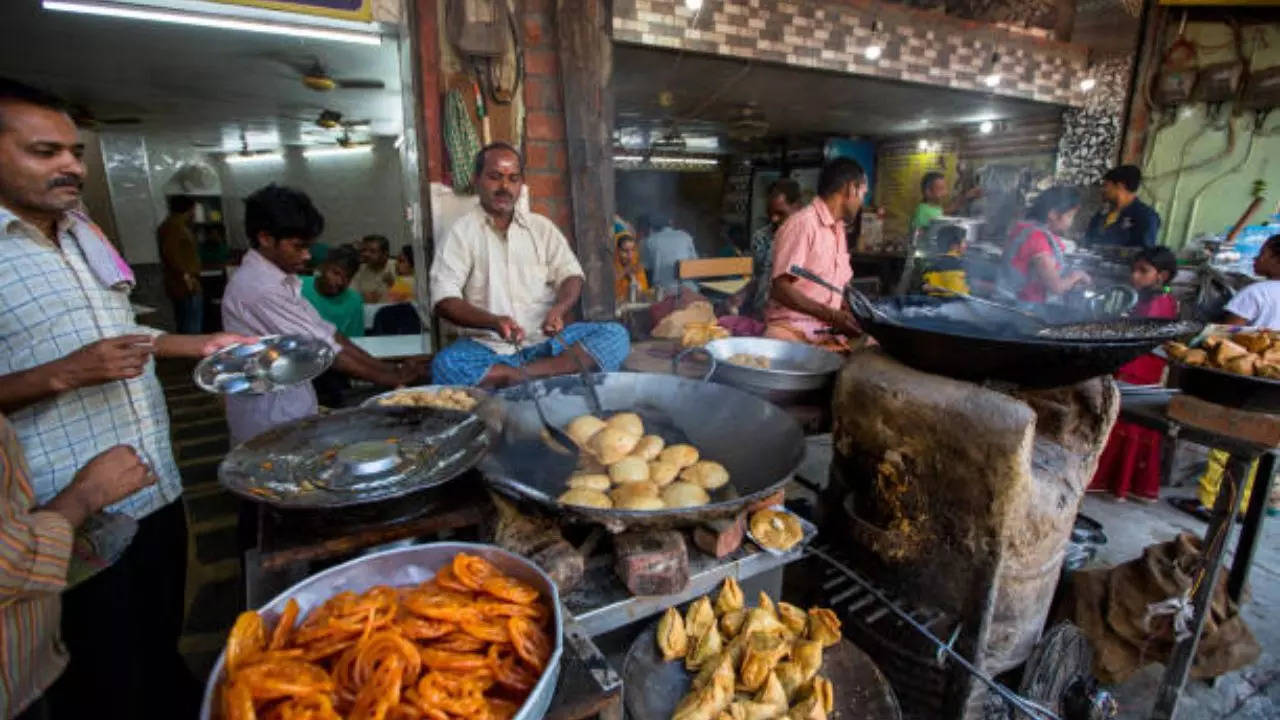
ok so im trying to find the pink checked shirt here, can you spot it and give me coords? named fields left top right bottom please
left=221, top=250, right=340, bottom=445
left=764, top=199, right=852, bottom=340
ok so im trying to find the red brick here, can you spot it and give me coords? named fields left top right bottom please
left=523, top=16, right=545, bottom=46
left=525, top=48, right=558, bottom=76
left=549, top=202, right=573, bottom=232
left=527, top=171, right=568, bottom=202
left=526, top=111, right=565, bottom=141
left=523, top=76, right=561, bottom=111
left=523, top=0, right=552, bottom=14
left=525, top=142, right=568, bottom=173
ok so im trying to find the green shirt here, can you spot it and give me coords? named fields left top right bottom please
left=301, top=276, right=365, bottom=338
left=909, top=202, right=944, bottom=236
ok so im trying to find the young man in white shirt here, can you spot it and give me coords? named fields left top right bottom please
left=430, top=143, right=629, bottom=387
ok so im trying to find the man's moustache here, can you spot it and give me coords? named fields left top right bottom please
left=48, top=176, right=83, bottom=190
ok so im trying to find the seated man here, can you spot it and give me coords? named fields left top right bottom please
left=222, top=185, right=424, bottom=443
left=301, top=246, right=364, bottom=338
left=430, top=143, right=629, bottom=387
left=764, top=158, right=865, bottom=347
left=352, top=234, right=396, bottom=303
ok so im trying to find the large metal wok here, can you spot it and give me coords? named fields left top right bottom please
left=479, top=372, right=805, bottom=532
left=850, top=295, right=1201, bottom=388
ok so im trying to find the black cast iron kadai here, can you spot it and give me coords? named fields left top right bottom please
left=849, top=295, right=1201, bottom=388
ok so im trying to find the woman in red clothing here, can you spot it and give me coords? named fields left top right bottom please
left=1000, top=187, right=1092, bottom=303
left=1088, top=247, right=1180, bottom=501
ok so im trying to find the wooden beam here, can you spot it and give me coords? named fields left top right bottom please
left=556, top=0, right=615, bottom=322
left=414, top=0, right=445, bottom=184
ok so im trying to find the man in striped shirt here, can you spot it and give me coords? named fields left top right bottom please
left=0, top=416, right=153, bottom=719
left=0, top=79, right=251, bottom=717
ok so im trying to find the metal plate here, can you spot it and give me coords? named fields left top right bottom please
left=622, top=621, right=902, bottom=720
left=480, top=373, right=805, bottom=532
left=198, top=542, right=563, bottom=720
left=362, top=384, right=489, bottom=409
left=219, top=406, right=491, bottom=509
left=699, top=337, right=843, bottom=393
left=194, top=334, right=335, bottom=395
left=1170, top=361, right=1280, bottom=412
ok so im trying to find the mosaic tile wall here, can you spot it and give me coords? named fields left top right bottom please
left=1056, top=54, right=1132, bottom=185
left=612, top=0, right=1089, bottom=108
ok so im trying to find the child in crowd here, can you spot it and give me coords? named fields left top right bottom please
left=921, top=225, right=969, bottom=295
left=1088, top=246, right=1179, bottom=501
left=1176, top=234, right=1280, bottom=520
left=387, top=245, right=416, bottom=303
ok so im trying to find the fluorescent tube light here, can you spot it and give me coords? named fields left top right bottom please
left=43, top=0, right=382, bottom=45
left=224, top=152, right=283, bottom=164
left=303, top=145, right=373, bottom=159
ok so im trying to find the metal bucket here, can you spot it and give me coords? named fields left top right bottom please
left=198, top=542, right=563, bottom=720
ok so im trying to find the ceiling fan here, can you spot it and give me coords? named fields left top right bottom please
left=314, top=109, right=371, bottom=130
left=727, top=103, right=769, bottom=142
left=270, top=54, right=385, bottom=92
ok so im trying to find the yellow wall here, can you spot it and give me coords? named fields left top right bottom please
left=875, top=148, right=959, bottom=240
left=1140, top=21, right=1280, bottom=248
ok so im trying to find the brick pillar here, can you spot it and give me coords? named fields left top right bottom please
left=522, top=0, right=575, bottom=243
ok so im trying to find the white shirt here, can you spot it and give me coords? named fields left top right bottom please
left=429, top=206, right=584, bottom=355
left=1224, top=280, right=1280, bottom=330
left=221, top=250, right=340, bottom=445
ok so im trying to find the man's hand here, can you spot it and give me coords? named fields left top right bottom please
left=828, top=309, right=862, bottom=338
left=492, top=316, right=526, bottom=344
left=51, top=335, right=155, bottom=392
left=198, top=333, right=258, bottom=357
left=541, top=307, right=568, bottom=336
left=43, top=446, right=154, bottom=528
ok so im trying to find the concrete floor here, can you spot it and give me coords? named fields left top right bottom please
left=1081, top=489, right=1279, bottom=719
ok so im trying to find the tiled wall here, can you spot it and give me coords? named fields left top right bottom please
left=612, top=0, right=1089, bottom=108
left=1055, top=54, right=1132, bottom=186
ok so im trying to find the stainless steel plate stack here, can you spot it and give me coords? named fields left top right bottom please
left=218, top=406, right=492, bottom=509
left=194, top=335, right=335, bottom=395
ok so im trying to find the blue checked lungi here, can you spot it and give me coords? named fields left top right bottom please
left=432, top=322, right=631, bottom=386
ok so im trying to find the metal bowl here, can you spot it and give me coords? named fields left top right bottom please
left=675, top=337, right=844, bottom=396
left=198, top=542, right=563, bottom=720
left=194, top=334, right=335, bottom=395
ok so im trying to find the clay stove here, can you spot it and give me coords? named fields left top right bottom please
left=825, top=350, right=1119, bottom=719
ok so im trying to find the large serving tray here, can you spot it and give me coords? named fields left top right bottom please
left=199, top=542, right=564, bottom=720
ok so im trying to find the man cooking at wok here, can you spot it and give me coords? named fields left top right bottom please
left=762, top=157, right=865, bottom=349
left=430, top=143, right=630, bottom=387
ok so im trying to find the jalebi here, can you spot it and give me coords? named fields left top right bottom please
left=215, top=553, right=551, bottom=719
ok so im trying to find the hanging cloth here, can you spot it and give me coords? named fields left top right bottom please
left=444, top=88, right=483, bottom=193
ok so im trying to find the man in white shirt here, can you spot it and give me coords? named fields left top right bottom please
left=430, top=143, right=629, bottom=387
left=1223, top=234, right=1280, bottom=330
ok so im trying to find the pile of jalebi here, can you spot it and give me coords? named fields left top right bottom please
left=218, top=553, right=553, bottom=720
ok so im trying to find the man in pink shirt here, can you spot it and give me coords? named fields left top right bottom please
left=221, top=185, right=425, bottom=444
left=764, top=158, right=866, bottom=345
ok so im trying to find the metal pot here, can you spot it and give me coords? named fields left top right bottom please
left=673, top=337, right=843, bottom=400
left=198, top=541, right=563, bottom=720
left=481, top=372, right=805, bottom=533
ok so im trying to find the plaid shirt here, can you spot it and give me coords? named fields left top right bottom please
left=0, top=205, right=181, bottom=518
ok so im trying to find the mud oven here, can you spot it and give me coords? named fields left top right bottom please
left=822, top=350, right=1119, bottom=719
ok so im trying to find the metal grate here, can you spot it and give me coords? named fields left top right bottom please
left=812, top=543, right=957, bottom=718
